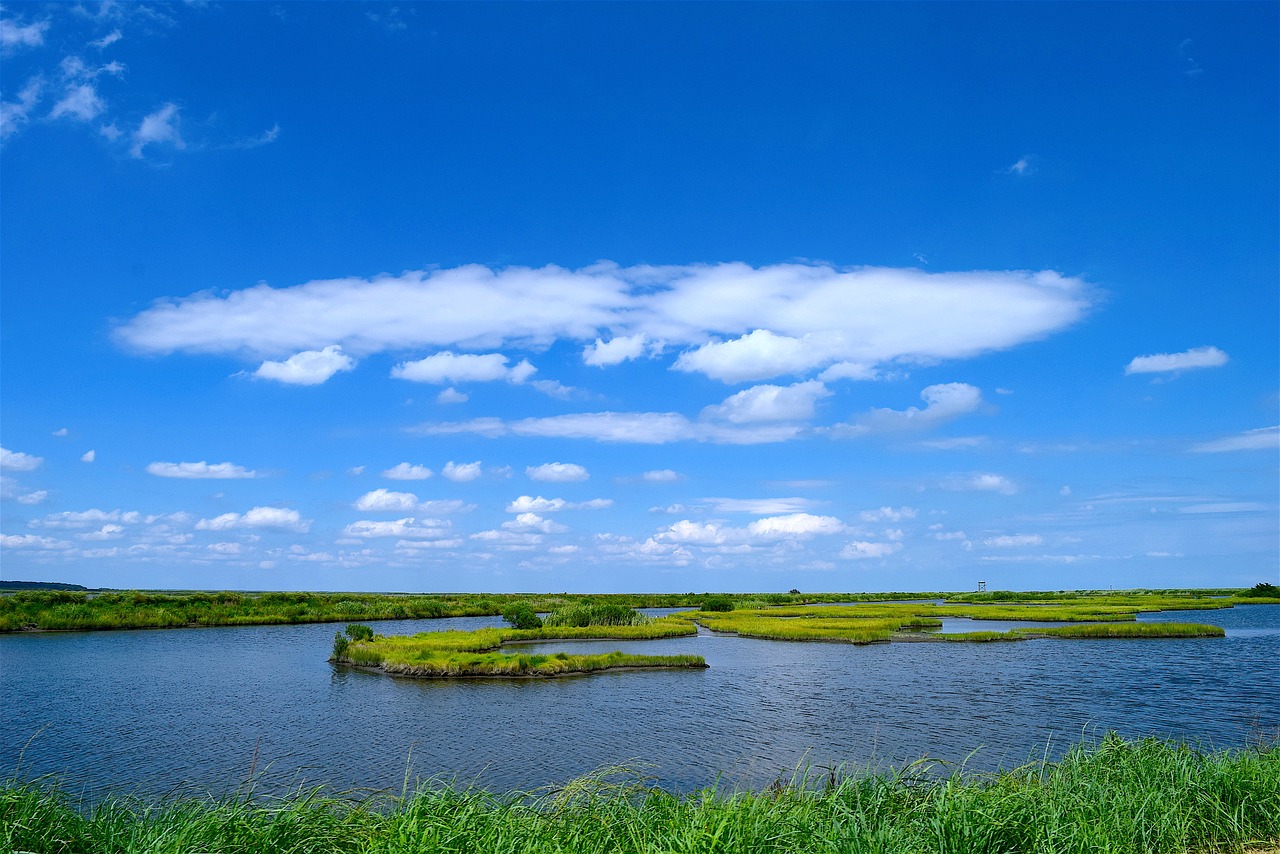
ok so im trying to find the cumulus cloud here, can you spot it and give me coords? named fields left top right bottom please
left=702, top=380, right=830, bottom=423
left=382, top=462, right=432, bottom=480
left=642, top=469, right=682, bottom=482
left=502, top=512, right=568, bottom=534
left=943, top=473, right=1017, bottom=495
left=17, top=490, right=48, bottom=505
left=1, top=447, right=43, bottom=471
left=526, top=462, right=589, bottom=482
left=505, top=495, right=612, bottom=513
left=856, top=383, right=983, bottom=431
left=582, top=333, right=658, bottom=366
left=392, top=351, right=535, bottom=384
left=984, top=534, right=1044, bottom=547
left=1124, top=346, right=1228, bottom=375
left=1, top=534, right=72, bottom=550
left=442, top=461, right=483, bottom=482
left=1189, top=425, right=1279, bottom=453
left=146, top=461, right=256, bottom=479
left=130, top=102, right=183, bottom=158
left=80, top=450, right=96, bottom=463
left=354, top=488, right=419, bottom=512
left=253, top=345, right=354, bottom=385
left=196, top=506, right=309, bottom=533
left=114, top=264, right=1091, bottom=384
left=436, top=387, right=468, bottom=404
left=841, top=541, right=902, bottom=559
left=859, top=506, right=917, bottom=522
left=32, top=508, right=142, bottom=529
left=746, top=513, right=845, bottom=538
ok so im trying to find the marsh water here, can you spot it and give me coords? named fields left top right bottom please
left=2, top=604, right=1277, bottom=800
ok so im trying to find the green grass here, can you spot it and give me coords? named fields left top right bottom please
left=4, top=736, right=1276, bottom=853
left=1014, top=622, right=1226, bottom=639
left=333, top=617, right=703, bottom=678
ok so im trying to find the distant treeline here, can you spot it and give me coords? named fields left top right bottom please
left=0, top=580, right=89, bottom=591
left=1, top=587, right=1270, bottom=633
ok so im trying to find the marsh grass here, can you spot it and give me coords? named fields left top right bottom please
left=1015, top=622, right=1226, bottom=639
left=332, top=617, right=703, bottom=678
left=4, top=736, right=1276, bottom=853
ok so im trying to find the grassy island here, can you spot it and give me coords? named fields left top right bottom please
left=330, top=612, right=705, bottom=678
left=681, top=599, right=1228, bottom=644
left=4, top=735, right=1277, bottom=854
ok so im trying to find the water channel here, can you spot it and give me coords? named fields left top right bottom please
left=2, top=604, right=1276, bottom=800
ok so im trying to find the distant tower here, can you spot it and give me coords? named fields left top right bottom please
left=977, top=580, right=986, bottom=593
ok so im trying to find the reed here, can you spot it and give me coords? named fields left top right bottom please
left=4, top=736, right=1276, bottom=854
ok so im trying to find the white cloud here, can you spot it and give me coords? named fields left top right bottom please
left=196, top=506, right=309, bottom=533
left=1189, top=426, right=1278, bottom=453
left=984, top=534, right=1044, bottom=547
left=656, top=520, right=728, bottom=545
left=943, top=473, right=1017, bottom=495
left=147, top=461, right=256, bottom=479
left=1, top=534, right=73, bottom=550
left=502, top=512, right=568, bottom=534
left=81, top=450, right=96, bottom=463
left=642, top=469, right=682, bottom=482
left=416, top=411, right=803, bottom=445
left=841, top=541, right=902, bottom=560
left=114, top=264, right=1092, bottom=382
left=343, top=517, right=450, bottom=539
left=33, top=509, right=142, bottom=529
left=0, top=77, right=43, bottom=139
left=526, top=462, right=589, bottom=482
left=17, top=490, right=49, bottom=505
left=354, top=488, right=419, bottom=512
left=1, top=447, right=43, bottom=471
left=90, top=29, right=123, bottom=49
left=702, top=380, right=830, bottom=423
left=419, top=499, right=475, bottom=515
left=856, top=383, right=983, bottom=431
left=1004, top=156, right=1033, bottom=176
left=79, top=524, right=125, bottom=541
left=746, top=513, right=845, bottom=538
left=49, top=83, right=104, bottom=122
left=436, top=387, right=468, bottom=404
left=1124, top=346, right=1228, bottom=375
left=383, top=462, right=432, bottom=480
left=818, top=361, right=878, bottom=382
left=392, top=351, right=532, bottom=384
left=860, top=506, right=918, bottom=522
left=208, top=542, right=242, bottom=555
left=707, top=497, right=819, bottom=514
left=52, top=428, right=69, bottom=437
left=253, top=345, right=354, bottom=385
left=130, top=102, right=183, bottom=158
left=442, top=460, right=483, bottom=482
left=582, top=333, right=659, bottom=366
left=0, top=17, right=48, bottom=49
left=505, top=495, right=612, bottom=513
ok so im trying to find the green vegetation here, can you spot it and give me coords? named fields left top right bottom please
left=1015, top=623, right=1227, bottom=640
left=332, top=615, right=702, bottom=678
left=541, top=603, right=650, bottom=628
left=500, top=603, right=543, bottom=630
left=680, top=599, right=1228, bottom=645
left=1237, top=582, right=1280, bottom=604
left=4, top=736, right=1277, bottom=853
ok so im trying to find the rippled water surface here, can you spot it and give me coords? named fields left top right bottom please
left=2, top=605, right=1277, bottom=799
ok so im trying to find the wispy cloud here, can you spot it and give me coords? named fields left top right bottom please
left=146, top=460, right=256, bottom=479
left=1124, top=345, right=1228, bottom=375
left=129, top=102, right=183, bottom=158
left=1189, top=425, right=1279, bottom=453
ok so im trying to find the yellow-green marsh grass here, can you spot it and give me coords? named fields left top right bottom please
left=334, top=616, right=704, bottom=678
left=1014, top=622, right=1226, bottom=639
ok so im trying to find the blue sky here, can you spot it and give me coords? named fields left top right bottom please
left=1, top=2, right=1276, bottom=593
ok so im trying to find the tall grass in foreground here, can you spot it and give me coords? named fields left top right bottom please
left=4, top=736, right=1276, bottom=853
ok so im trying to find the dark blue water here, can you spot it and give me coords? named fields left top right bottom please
left=2, top=605, right=1276, bottom=800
